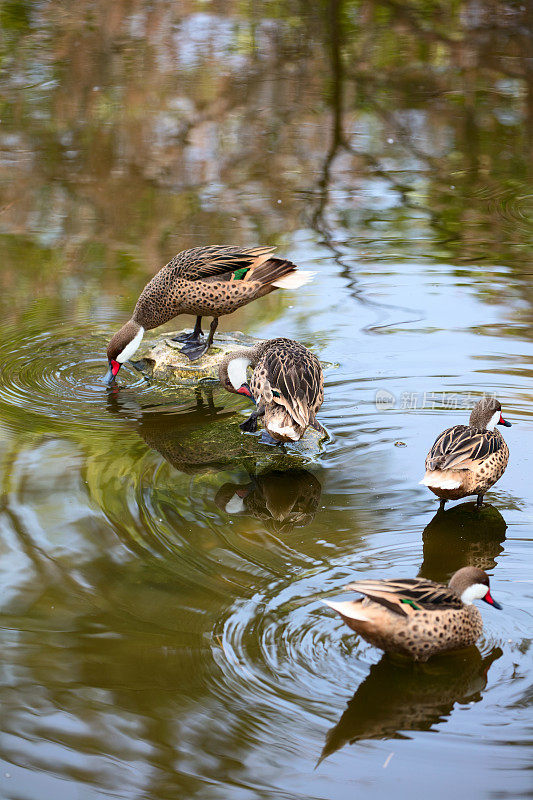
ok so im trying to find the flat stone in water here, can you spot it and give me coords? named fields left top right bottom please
left=136, top=329, right=264, bottom=386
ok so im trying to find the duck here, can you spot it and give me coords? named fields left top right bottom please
left=419, top=396, right=511, bottom=509
left=103, top=245, right=314, bottom=384
left=323, top=566, right=502, bottom=661
left=218, top=337, right=324, bottom=445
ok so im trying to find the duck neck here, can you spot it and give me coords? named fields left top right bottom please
left=220, top=346, right=260, bottom=391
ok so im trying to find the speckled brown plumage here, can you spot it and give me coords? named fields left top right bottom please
left=219, top=337, right=324, bottom=442
left=105, top=245, right=312, bottom=376
left=325, top=567, right=500, bottom=661
left=132, top=245, right=290, bottom=328
left=421, top=396, right=511, bottom=506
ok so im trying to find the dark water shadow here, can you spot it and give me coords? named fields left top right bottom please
left=214, top=468, right=322, bottom=534
left=106, top=385, right=323, bottom=478
left=420, top=502, right=507, bottom=584
left=319, top=646, right=502, bottom=764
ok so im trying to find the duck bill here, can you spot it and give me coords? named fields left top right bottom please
left=237, top=383, right=255, bottom=402
left=498, top=414, right=512, bottom=427
left=483, top=589, right=502, bottom=610
left=103, top=360, right=121, bottom=386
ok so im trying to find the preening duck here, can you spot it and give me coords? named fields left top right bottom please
left=103, top=245, right=313, bottom=384
left=324, top=566, right=502, bottom=661
left=218, top=337, right=324, bottom=445
left=420, top=396, right=511, bottom=509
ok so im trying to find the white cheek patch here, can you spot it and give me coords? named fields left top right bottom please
left=486, top=410, right=501, bottom=431
left=461, top=583, right=489, bottom=605
left=227, top=357, right=251, bottom=390
left=117, top=326, right=144, bottom=363
left=225, top=494, right=245, bottom=514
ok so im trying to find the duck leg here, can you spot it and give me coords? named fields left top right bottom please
left=439, top=499, right=447, bottom=511
left=476, top=494, right=484, bottom=508
left=173, top=316, right=203, bottom=343
left=240, top=405, right=265, bottom=434
left=182, top=318, right=218, bottom=361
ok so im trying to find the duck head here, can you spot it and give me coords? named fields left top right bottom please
left=103, top=320, right=145, bottom=386
left=449, top=566, right=502, bottom=609
left=469, top=396, right=511, bottom=431
left=218, top=351, right=255, bottom=401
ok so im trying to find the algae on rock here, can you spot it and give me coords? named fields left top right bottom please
left=135, top=329, right=263, bottom=386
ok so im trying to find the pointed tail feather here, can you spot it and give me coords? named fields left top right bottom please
left=272, top=270, right=315, bottom=289
left=249, top=257, right=314, bottom=290
left=323, top=599, right=371, bottom=622
left=419, top=471, right=461, bottom=490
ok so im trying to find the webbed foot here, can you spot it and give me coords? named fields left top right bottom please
left=172, top=331, right=204, bottom=344
left=259, top=430, right=281, bottom=447
left=181, top=343, right=210, bottom=361
left=240, top=414, right=259, bottom=433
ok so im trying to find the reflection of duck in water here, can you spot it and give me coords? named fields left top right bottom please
left=319, top=646, right=502, bottom=763
left=106, top=387, right=244, bottom=474
left=214, top=468, right=322, bottom=533
left=324, top=567, right=502, bottom=661
left=420, top=396, right=511, bottom=509
left=421, top=502, right=506, bottom=584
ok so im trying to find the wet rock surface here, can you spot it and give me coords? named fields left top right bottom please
left=133, top=329, right=264, bottom=385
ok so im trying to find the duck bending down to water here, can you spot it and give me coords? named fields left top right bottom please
left=324, top=567, right=502, bottom=661
left=420, top=396, right=511, bottom=510
left=103, top=245, right=314, bottom=384
left=218, top=337, right=324, bottom=445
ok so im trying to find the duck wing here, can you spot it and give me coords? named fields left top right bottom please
left=425, top=425, right=503, bottom=471
left=167, top=245, right=275, bottom=281
left=343, top=578, right=463, bottom=617
left=256, top=339, right=323, bottom=427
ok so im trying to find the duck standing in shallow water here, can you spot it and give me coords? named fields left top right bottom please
left=103, top=245, right=313, bottom=384
left=420, top=396, right=511, bottom=509
left=324, top=567, right=502, bottom=661
left=218, top=337, right=324, bottom=445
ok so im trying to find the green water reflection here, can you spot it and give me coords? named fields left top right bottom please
left=0, top=2, right=532, bottom=799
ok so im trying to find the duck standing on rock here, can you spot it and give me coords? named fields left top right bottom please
left=324, top=567, right=502, bottom=661
left=219, top=337, right=324, bottom=445
left=420, top=396, right=511, bottom=509
left=103, top=245, right=313, bottom=384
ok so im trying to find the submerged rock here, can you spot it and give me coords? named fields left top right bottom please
left=133, top=329, right=263, bottom=386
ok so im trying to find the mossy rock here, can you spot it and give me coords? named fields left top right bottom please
left=134, top=329, right=263, bottom=386
left=138, top=400, right=326, bottom=471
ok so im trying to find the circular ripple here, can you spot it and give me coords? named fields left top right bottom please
left=211, top=534, right=529, bottom=727
left=0, top=323, right=155, bottom=430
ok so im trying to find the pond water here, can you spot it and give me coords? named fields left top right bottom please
left=0, top=2, right=532, bottom=799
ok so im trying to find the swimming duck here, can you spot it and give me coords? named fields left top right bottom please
left=420, top=396, right=511, bottom=509
left=324, top=566, right=502, bottom=661
left=218, top=337, right=324, bottom=445
left=103, top=245, right=313, bottom=384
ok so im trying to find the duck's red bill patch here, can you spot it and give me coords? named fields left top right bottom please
left=484, top=589, right=503, bottom=609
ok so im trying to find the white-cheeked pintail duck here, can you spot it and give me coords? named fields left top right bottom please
left=218, top=337, right=324, bottom=445
left=420, top=396, right=511, bottom=509
left=324, top=566, right=502, bottom=661
left=103, top=245, right=314, bottom=384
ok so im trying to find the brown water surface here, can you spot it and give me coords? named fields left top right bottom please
left=0, top=3, right=532, bottom=799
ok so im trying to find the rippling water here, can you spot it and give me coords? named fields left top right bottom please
left=1, top=3, right=532, bottom=799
